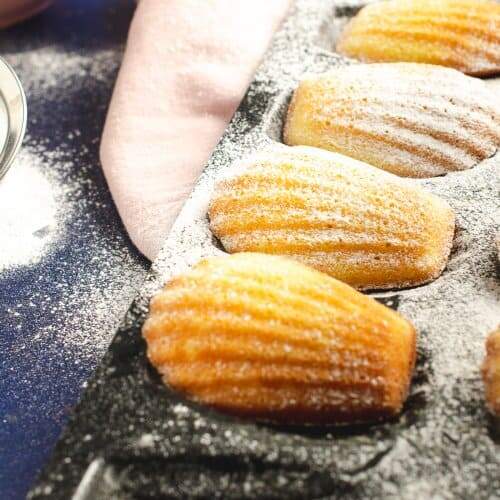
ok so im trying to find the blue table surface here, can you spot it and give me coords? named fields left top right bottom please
left=0, top=2, right=149, bottom=499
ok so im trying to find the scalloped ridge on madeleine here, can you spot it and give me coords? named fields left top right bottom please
left=482, top=327, right=500, bottom=416
left=209, top=146, right=455, bottom=291
left=284, top=63, right=499, bottom=178
left=143, top=253, right=417, bottom=424
left=336, top=0, right=500, bottom=77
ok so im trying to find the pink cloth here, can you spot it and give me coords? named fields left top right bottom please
left=100, top=0, right=291, bottom=260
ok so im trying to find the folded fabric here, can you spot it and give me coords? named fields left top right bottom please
left=100, top=0, right=291, bottom=260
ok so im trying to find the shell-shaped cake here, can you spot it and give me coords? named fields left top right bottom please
left=143, top=253, right=417, bottom=424
left=209, top=146, right=455, bottom=290
left=336, top=0, right=500, bottom=77
left=284, top=63, right=500, bottom=178
left=482, top=327, right=500, bottom=416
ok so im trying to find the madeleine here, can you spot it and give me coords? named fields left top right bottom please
left=143, top=253, right=417, bottom=424
left=284, top=64, right=499, bottom=178
left=337, top=0, right=500, bottom=77
left=209, top=146, right=455, bottom=290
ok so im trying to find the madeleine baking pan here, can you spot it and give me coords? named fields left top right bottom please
left=29, top=1, right=499, bottom=498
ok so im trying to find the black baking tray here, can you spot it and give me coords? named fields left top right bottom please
left=28, top=1, right=500, bottom=498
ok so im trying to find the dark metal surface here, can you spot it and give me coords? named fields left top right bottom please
left=0, top=2, right=149, bottom=499
left=26, top=1, right=500, bottom=499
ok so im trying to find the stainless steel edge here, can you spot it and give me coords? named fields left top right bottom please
left=0, top=56, right=27, bottom=180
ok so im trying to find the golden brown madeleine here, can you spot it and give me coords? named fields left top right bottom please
left=336, top=0, right=500, bottom=77
left=482, top=327, right=500, bottom=416
left=284, top=63, right=500, bottom=178
left=209, top=146, right=455, bottom=290
left=142, top=253, right=417, bottom=424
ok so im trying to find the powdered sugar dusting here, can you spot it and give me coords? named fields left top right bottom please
left=7, top=47, right=117, bottom=98
left=0, top=147, right=57, bottom=270
left=2, top=38, right=147, bottom=354
left=0, top=2, right=150, bottom=498
left=2, top=133, right=147, bottom=359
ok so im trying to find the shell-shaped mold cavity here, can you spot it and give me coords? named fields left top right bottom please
left=483, top=327, right=500, bottom=417
left=142, top=253, right=417, bottom=424
left=209, top=146, right=455, bottom=291
left=284, top=63, right=500, bottom=178
left=336, top=0, right=500, bottom=77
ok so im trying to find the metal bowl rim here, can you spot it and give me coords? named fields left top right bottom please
left=0, top=56, right=27, bottom=179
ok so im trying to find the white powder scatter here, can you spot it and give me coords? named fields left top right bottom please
left=1, top=42, right=147, bottom=359
left=6, top=47, right=117, bottom=98
left=0, top=149, right=57, bottom=271
left=1, top=138, right=145, bottom=357
left=0, top=45, right=119, bottom=273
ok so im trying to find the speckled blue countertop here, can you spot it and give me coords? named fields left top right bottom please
left=0, top=2, right=148, bottom=498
